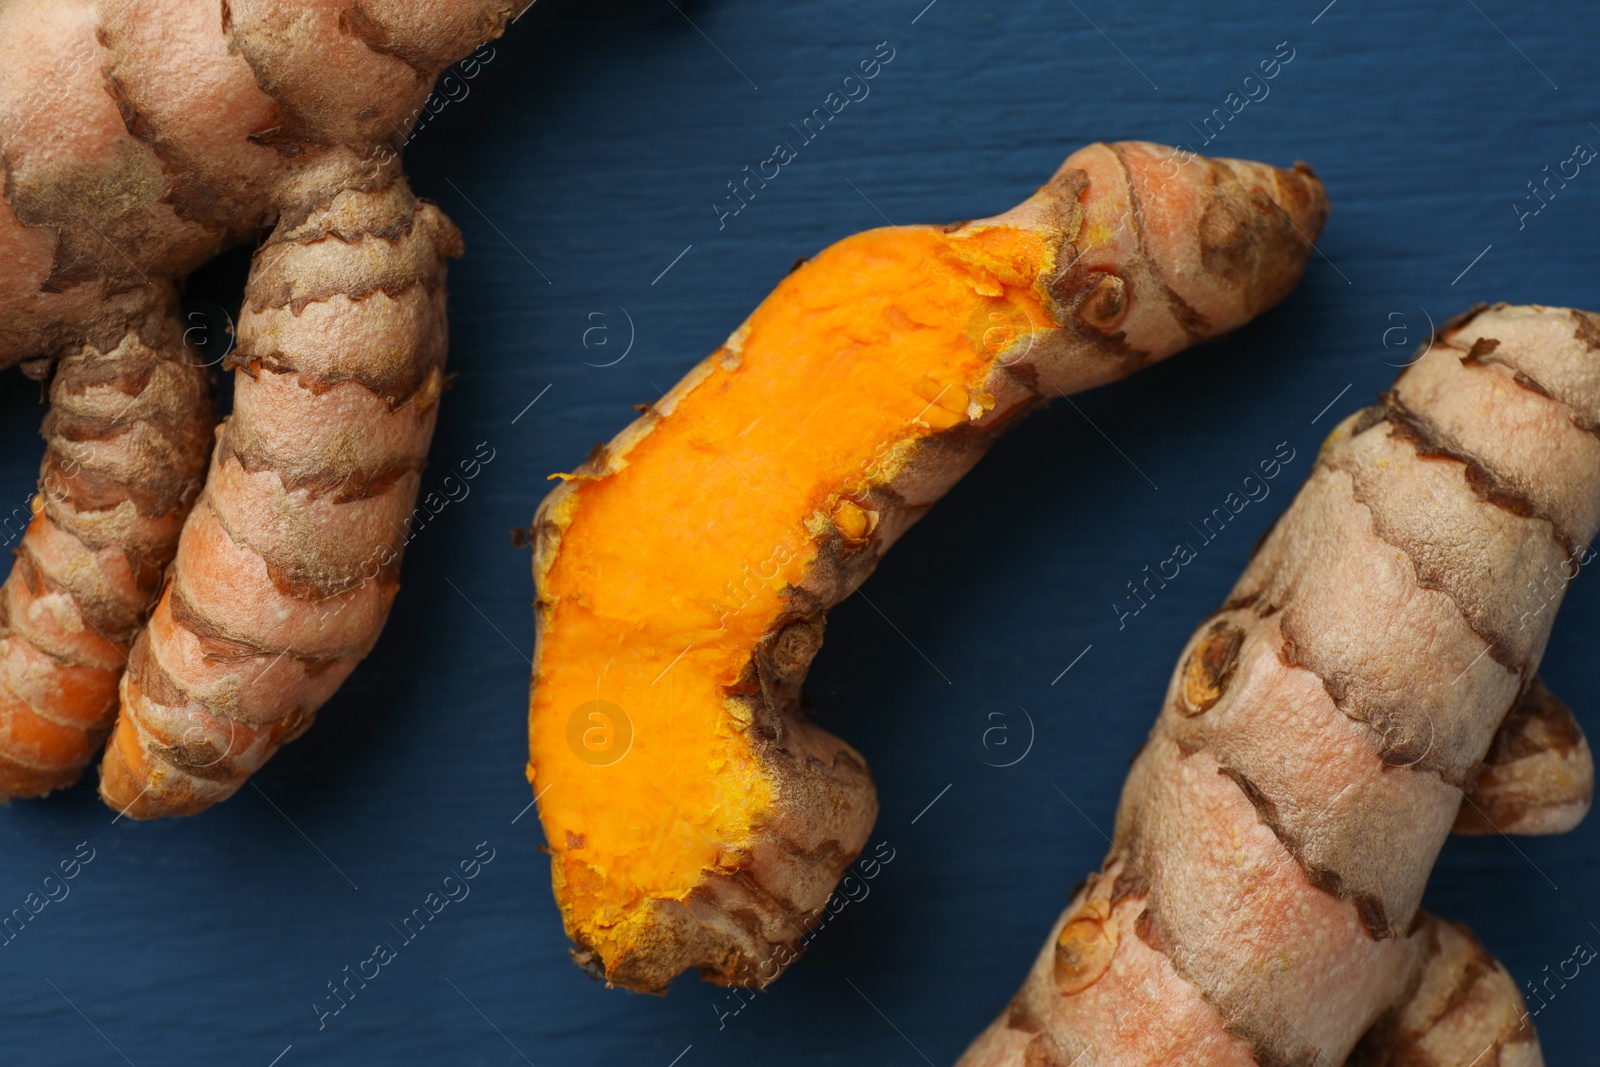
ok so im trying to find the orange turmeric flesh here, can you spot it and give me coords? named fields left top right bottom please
left=528, top=141, right=1329, bottom=992
left=537, top=225, right=1049, bottom=925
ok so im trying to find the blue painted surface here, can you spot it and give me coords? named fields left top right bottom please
left=2, top=1, right=1598, bottom=1063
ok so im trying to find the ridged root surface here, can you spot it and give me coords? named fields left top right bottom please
left=0, top=288, right=211, bottom=797
left=0, top=0, right=516, bottom=803
left=98, top=183, right=461, bottom=818
left=959, top=304, right=1600, bottom=1067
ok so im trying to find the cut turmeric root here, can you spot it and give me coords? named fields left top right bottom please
left=527, top=141, right=1329, bottom=992
left=959, top=304, right=1600, bottom=1067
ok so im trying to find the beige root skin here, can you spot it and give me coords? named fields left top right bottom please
left=0, top=1, right=517, bottom=803
left=1347, top=917, right=1541, bottom=1067
left=0, top=0, right=517, bottom=372
left=961, top=304, right=1598, bottom=1067
left=1455, top=678, right=1593, bottom=836
left=0, top=287, right=212, bottom=796
left=99, top=183, right=461, bottom=818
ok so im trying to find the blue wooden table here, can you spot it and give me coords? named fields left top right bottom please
left=2, top=0, right=1597, bottom=1062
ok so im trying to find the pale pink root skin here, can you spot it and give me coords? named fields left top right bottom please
left=0, top=294, right=211, bottom=797
left=99, top=185, right=459, bottom=819
left=0, top=0, right=139, bottom=365
left=975, top=142, right=1328, bottom=412
left=1346, top=915, right=1542, bottom=1067
left=1455, top=678, right=1593, bottom=837
left=0, top=0, right=516, bottom=369
left=1117, top=736, right=1416, bottom=1061
left=0, top=2, right=516, bottom=803
left=962, top=305, right=1600, bottom=1066
left=961, top=863, right=1259, bottom=1067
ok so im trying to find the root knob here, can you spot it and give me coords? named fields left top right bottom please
left=1076, top=272, right=1128, bottom=332
left=1178, top=621, right=1244, bottom=716
left=1053, top=898, right=1117, bottom=995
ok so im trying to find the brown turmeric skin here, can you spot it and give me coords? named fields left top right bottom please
left=0, top=287, right=211, bottom=796
left=960, top=305, right=1599, bottom=1067
left=0, top=0, right=520, bottom=809
left=527, top=141, right=1329, bottom=993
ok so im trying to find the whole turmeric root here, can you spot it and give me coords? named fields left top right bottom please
left=98, top=185, right=462, bottom=816
left=527, top=141, right=1329, bottom=992
left=960, top=304, right=1600, bottom=1067
left=0, top=1, right=519, bottom=809
left=0, top=286, right=211, bottom=796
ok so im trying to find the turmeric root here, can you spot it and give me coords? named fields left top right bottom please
left=526, top=141, right=1329, bottom=992
left=960, top=304, right=1600, bottom=1067
left=0, top=1, right=519, bottom=808
left=98, top=185, right=461, bottom=817
left=0, top=286, right=211, bottom=796
left=1455, top=677, right=1593, bottom=836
